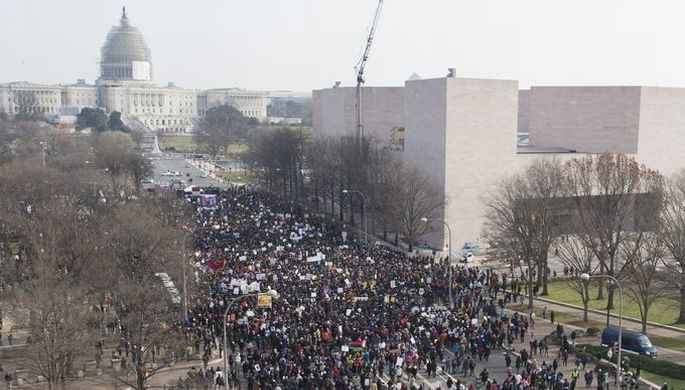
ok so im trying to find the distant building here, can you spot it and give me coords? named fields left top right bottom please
left=198, top=89, right=268, bottom=119
left=313, top=75, right=685, bottom=249
left=0, top=7, right=271, bottom=132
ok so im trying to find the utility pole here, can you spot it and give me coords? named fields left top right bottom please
left=40, top=141, right=47, bottom=167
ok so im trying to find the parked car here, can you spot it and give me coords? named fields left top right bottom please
left=601, top=328, right=657, bottom=357
left=460, top=252, right=474, bottom=263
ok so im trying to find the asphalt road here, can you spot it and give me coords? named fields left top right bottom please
left=148, top=156, right=229, bottom=189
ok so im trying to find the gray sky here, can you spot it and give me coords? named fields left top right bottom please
left=2, top=0, right=685, bottom=92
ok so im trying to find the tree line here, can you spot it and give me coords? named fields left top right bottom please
left=241, top=129, right=446, bottom=251
left=0, top=115, right=184, bottom=389
left=484, top=153, right=685, bottom=332
left=76, top=108, right=129, bottom=133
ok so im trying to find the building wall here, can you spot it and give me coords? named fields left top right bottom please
left=96, top=83, right=197, bottom=133
left=0, top=83, right=62, bottom=116
left=199, top=89, right=268, bottom=120
left=311, top=86, right=405, bottom=142
left=403, top=78, right=448, bottom=247
left=528, top=86, right=642, bottom=153
left=637, top=87, right=685, bottom=177
left=404, top=79, right=447, bottom=189
left=61, top=85, right=99, bottom=111
left=403, top=78, right=519, bottom=249
left=0, top=85, right=9, bottom=114
left=312, top=87, right=349, bottom=138
left=443, top=78, right=519, bottom=250
left=518, top=89, right=530, bottom=133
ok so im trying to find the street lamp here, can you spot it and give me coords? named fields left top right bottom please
left=421, top=217, right=453, bottom=309
left=39, top=141, right=47, bottom=167
left=181, top=229, right=189, bottom=322
left=581, top=273, right=623, bottom=388
left=342, top=189, right=368, bottom=243
left=223, top=289, right=278, bottom=379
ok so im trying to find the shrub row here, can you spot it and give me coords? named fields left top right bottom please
left=578, top=345, right=685, bottom=380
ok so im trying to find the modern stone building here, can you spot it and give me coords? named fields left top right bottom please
left=0, top=8, right=270, bottom=133
left=313, top=76, right=685, bottom=250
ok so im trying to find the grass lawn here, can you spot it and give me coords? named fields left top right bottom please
left=545, top=280, right=684, bottom=329
left=510, top=303, right=603, bottom=329
left=158, top=136, right=198, bottom=152
left=158, top=136, right=248, bottom=155
left=640, top=371, right=685, bottom=389
left=216, top=170, right=257, bottom=185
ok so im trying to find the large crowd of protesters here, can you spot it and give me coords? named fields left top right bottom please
left=181, top=186, right=581, bottom=390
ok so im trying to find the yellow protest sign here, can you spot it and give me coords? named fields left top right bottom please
left=257, top=293, right=273, bottom=309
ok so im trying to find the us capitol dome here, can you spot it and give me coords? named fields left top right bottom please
left=99, top=7, right=152, bottom=82
left=0, top=7, right=270, bottom=133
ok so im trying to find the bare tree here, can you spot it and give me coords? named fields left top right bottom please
left=660, top=169, right=685, bottom=323
left=398, top=165, right=446, bottom=252
left=564, top=153, right=663, bottom=312
left=622, top=232, right=669, bottom=332
left=99, top=203, right=185, bottom=390
left=484, top=158, right=565, bottom=308
left=367, top=147, right=403, bottom=242
left=94, top=131, right=152, bottom=193
left=557, top=236, right=601, bottom=321
left=18, top=267, right=93, bottom=390
left=194, top=104, right=249, bottom=156
left=244, top=127, right=306, bottom=197
left=49, top=133, right=93, bottom=170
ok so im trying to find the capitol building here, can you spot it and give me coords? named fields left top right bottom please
left=0, top=8, right=270, bottom=133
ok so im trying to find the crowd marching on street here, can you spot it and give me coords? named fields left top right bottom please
left=178, top=186, right=591, bottom=390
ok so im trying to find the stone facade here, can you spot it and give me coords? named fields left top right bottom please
left=60, top=82, right=99, bottom=112
left=404, top=77, right=519, bottom=249
left=526, top=86, right=642, bottom=154
left=198, top=89, right=268, bottom=121
left=311, top=86, right=405, bottom=144
left=0, top=82, right=62, bottom=116
left=313, top=78, right=685, bottom=250
left=635, top=87, right=685, bottom=176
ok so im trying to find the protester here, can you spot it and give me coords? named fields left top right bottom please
left=180, top=186, right=562, bottom=389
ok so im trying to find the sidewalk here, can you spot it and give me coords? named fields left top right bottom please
left=518, top=296, right=685, bottom=367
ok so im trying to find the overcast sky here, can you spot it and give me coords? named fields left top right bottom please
left=2, top=0, right=685, bottom=92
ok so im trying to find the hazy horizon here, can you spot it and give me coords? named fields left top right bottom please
left=2, top=0, right=685, bottom=92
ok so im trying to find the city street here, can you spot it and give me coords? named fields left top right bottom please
left=148, top=155, right=230, bottom=189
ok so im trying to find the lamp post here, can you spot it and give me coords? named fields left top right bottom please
left=342, top=189, right=368, bottom=243
left=39, top=141, right=47, bottom=167
left=581, top=273, right=622, bottom=387
left=421, top=217, right=453, bottom=309
left=223, top=289, right=278, bottom=381
left=181, top=229, right=189, bottom=322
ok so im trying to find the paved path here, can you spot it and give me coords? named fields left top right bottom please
left=526, top=296, right=685, bottom=365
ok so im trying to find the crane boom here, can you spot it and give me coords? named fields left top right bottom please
left=356, top=0, right=384, bottom=154
left=356, top=0, right=384, bottom=85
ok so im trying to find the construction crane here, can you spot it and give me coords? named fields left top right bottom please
left=355, top=0, right=384, bottom=154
